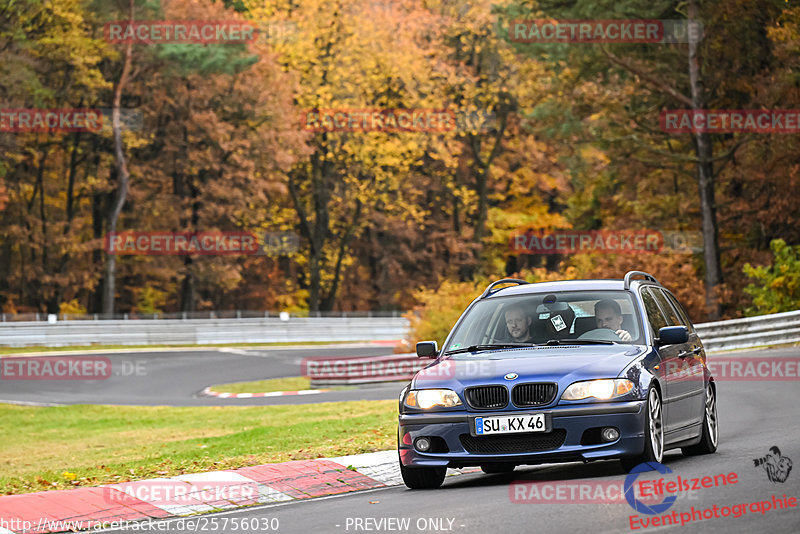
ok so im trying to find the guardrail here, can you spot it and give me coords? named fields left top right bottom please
left=0, top=317, right=409, bottom=347
left=1, top=306, right=797, bottom=362
left=0, top=310, right=404, bottom=322
left=695, top=309, right=800, bottom=353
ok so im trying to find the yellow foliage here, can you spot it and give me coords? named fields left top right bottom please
left=405, top=279, right=485, bottom=346
left=59, top=299, right=87, bottom=316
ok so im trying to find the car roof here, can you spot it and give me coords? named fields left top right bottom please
left=484, top=278, right=659, bottom=298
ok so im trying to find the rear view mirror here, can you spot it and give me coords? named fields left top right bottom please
left=657, top=326, right=689, bottom=346
left=416, top=341, right=438, bottom=359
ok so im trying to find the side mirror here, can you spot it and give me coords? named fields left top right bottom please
left=416, top=341, right=438, bottom=359
left=657, top=326, right=689, bottom=346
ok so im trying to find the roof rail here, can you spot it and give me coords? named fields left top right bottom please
left=480, top=278, right=529, bottom=299
left=623, top=271, right=660, bottom=290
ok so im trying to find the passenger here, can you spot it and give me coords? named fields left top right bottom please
left=594, top=299, right=632, bottom=341
left=504, top=304, right=534, bottom=343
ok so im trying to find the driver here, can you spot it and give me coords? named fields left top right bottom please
left=594, top=299, right=632, bottom=341
left=504, top=304, right=534, bottom=343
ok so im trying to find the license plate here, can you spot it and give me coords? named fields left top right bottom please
left=473, top=413, right=548, bottom=435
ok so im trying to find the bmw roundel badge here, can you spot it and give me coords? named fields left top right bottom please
left=504, top=373, right=518, bottom=380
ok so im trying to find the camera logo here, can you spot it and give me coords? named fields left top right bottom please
left=753, top=446, right=793, bottom=483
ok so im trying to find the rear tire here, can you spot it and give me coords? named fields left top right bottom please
left=480, top=463, right=515, bottom=474
left=682, top=382, right=718, bottom=456
left=400, top=462, right=446, bottom=489
left=620, top=387, right=664, bottom=473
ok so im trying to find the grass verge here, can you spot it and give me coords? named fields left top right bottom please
left=0, top=401, right=396, bottom=496
left=209, top=376, right=312, bottom=394
left=208, top=376, right=353, bottom=394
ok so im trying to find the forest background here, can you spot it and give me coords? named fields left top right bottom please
left=1, top=0, right=799, bottom=342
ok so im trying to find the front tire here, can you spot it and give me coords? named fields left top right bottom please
left=682, top=382, right=718, bottom=456
left=400, top=462, right=446, bottom=489
left=621, top=387, right=664, bottom=472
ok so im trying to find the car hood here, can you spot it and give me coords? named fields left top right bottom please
left=412, top=345, right=646, bottom=390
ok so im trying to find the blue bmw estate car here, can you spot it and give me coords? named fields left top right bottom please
left=398, top=271, right=718, bottom=489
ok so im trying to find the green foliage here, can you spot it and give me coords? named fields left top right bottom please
left=157, top=43, right=258, bottom=76
left=743, top=239, right=800, bottom=316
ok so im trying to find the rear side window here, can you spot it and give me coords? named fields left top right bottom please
left=662, top=290, right=695, bottom=332
left=651, top=288, right=682, bottom=327
left=641, top=288, right=668, bottom=335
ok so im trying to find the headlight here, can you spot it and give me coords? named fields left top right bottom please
left=405, top=389, right=462, bottom=409
left=561, top=379, right=634, bottom=401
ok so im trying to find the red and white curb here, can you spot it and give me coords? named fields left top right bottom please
left=0, top=451, right=476, bottom=534
left=200, top=387, right=330, bottom=398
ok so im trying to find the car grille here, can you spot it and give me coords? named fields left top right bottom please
left=512, top=383, right=557, bottom=407
left=465, top=385, right=508, bottom=410
left=460, top=429, right=567, bottom=454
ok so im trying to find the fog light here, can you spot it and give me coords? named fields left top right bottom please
left=415, top=437, right=432, bottom=452
left=601, top=427, right=620, bottom=442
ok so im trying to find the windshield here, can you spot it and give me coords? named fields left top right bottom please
left=443, top=290, right=643, bottom=356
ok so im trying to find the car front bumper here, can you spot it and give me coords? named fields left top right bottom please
left=398, top=400, right=646, bottom=467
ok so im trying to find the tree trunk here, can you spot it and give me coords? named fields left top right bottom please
left=180, top=178, right=200, bottom=312
left=320, top=198, right=362, bottom=311
left=288, top=149, right=332, bottom=312
left=102, top=0, right=134, bottom=315
left=91, top=177, right=106, bottom=314
left=688, top=0, right=722, bottom=319
left=52, top=130, right=83, bottom=311
left=462, top=114, right=508, bottom=280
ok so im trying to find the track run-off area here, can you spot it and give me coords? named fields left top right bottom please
left=1, top=345, right=799, bottom=533
left=105, top=347, right=800, bottom=534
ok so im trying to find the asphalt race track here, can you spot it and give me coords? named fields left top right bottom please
left=95, top=348, right=800, bottom=534
left=0, top=344, right=401, bottom=406
left=74, top=346, right=800, bottom=534
left=5, top=345, right=800, bottom=533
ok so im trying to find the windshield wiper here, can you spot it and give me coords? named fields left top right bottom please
left=544, top=339, right=615, bottom=345
left=444, top=343, right=537, bottom=355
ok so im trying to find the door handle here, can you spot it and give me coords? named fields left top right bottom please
left=678, top=347, right=702, bottom=359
